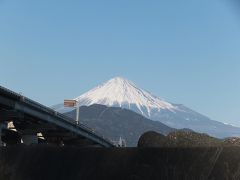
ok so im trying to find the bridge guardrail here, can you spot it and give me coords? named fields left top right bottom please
left=0, top=86, right=21, bottom=100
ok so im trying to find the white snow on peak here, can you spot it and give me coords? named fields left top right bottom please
left=74, top=77, right=176, bottom=117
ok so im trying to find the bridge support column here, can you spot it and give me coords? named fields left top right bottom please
left=22, top=134, right=38, bottom=145
left=0, top=123, right=3, bottom=146
left=0, top=122, right=7, bottom=146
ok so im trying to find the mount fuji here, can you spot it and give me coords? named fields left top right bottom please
left=52, top=77, right=240, bottom=138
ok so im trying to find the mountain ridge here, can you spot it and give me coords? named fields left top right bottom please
left=74, top=77, right=177, bottom=117
left=53, top=77, right=240, bottom=138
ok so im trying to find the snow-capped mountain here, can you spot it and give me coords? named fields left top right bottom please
left=75, top=77, right=177, bottom=117
left=53, top=77, right=177, bottom=116
left=52, top=77, right=240, bottom=138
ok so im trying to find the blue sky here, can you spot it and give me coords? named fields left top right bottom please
left=0, top=0, right=240, bottom=126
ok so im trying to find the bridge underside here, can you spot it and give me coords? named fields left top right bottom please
left=0, top=108, right=102, bottom=147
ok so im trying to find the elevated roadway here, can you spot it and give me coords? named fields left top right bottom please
left=0, top=86, right=115, bottom=147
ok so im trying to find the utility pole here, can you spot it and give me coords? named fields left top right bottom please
left=64, top=99, right=80, bottom=124
left=76, top=101, right=79, bottom=125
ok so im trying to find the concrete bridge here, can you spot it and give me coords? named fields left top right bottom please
left=0, top=86, right=115, bottom=147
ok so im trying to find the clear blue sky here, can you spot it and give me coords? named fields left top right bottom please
left=0, top=0, right=240, bottom=126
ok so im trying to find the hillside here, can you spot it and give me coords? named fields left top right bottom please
left=138, top=130, right=240, bottom=148
left=64, top=104, right=174, bottom=146
left=138, top=131, right=223, bottom=147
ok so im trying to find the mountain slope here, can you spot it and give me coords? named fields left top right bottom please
left=53, top=77, right=240, bottom=138
left=53, top=77, right=176, bottom=116
left=64, top=104, right=175, bottom=146
left=74, top=77, right=176, bottom=117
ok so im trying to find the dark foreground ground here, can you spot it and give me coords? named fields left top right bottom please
left=1, top=146, right=240, bottom=180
